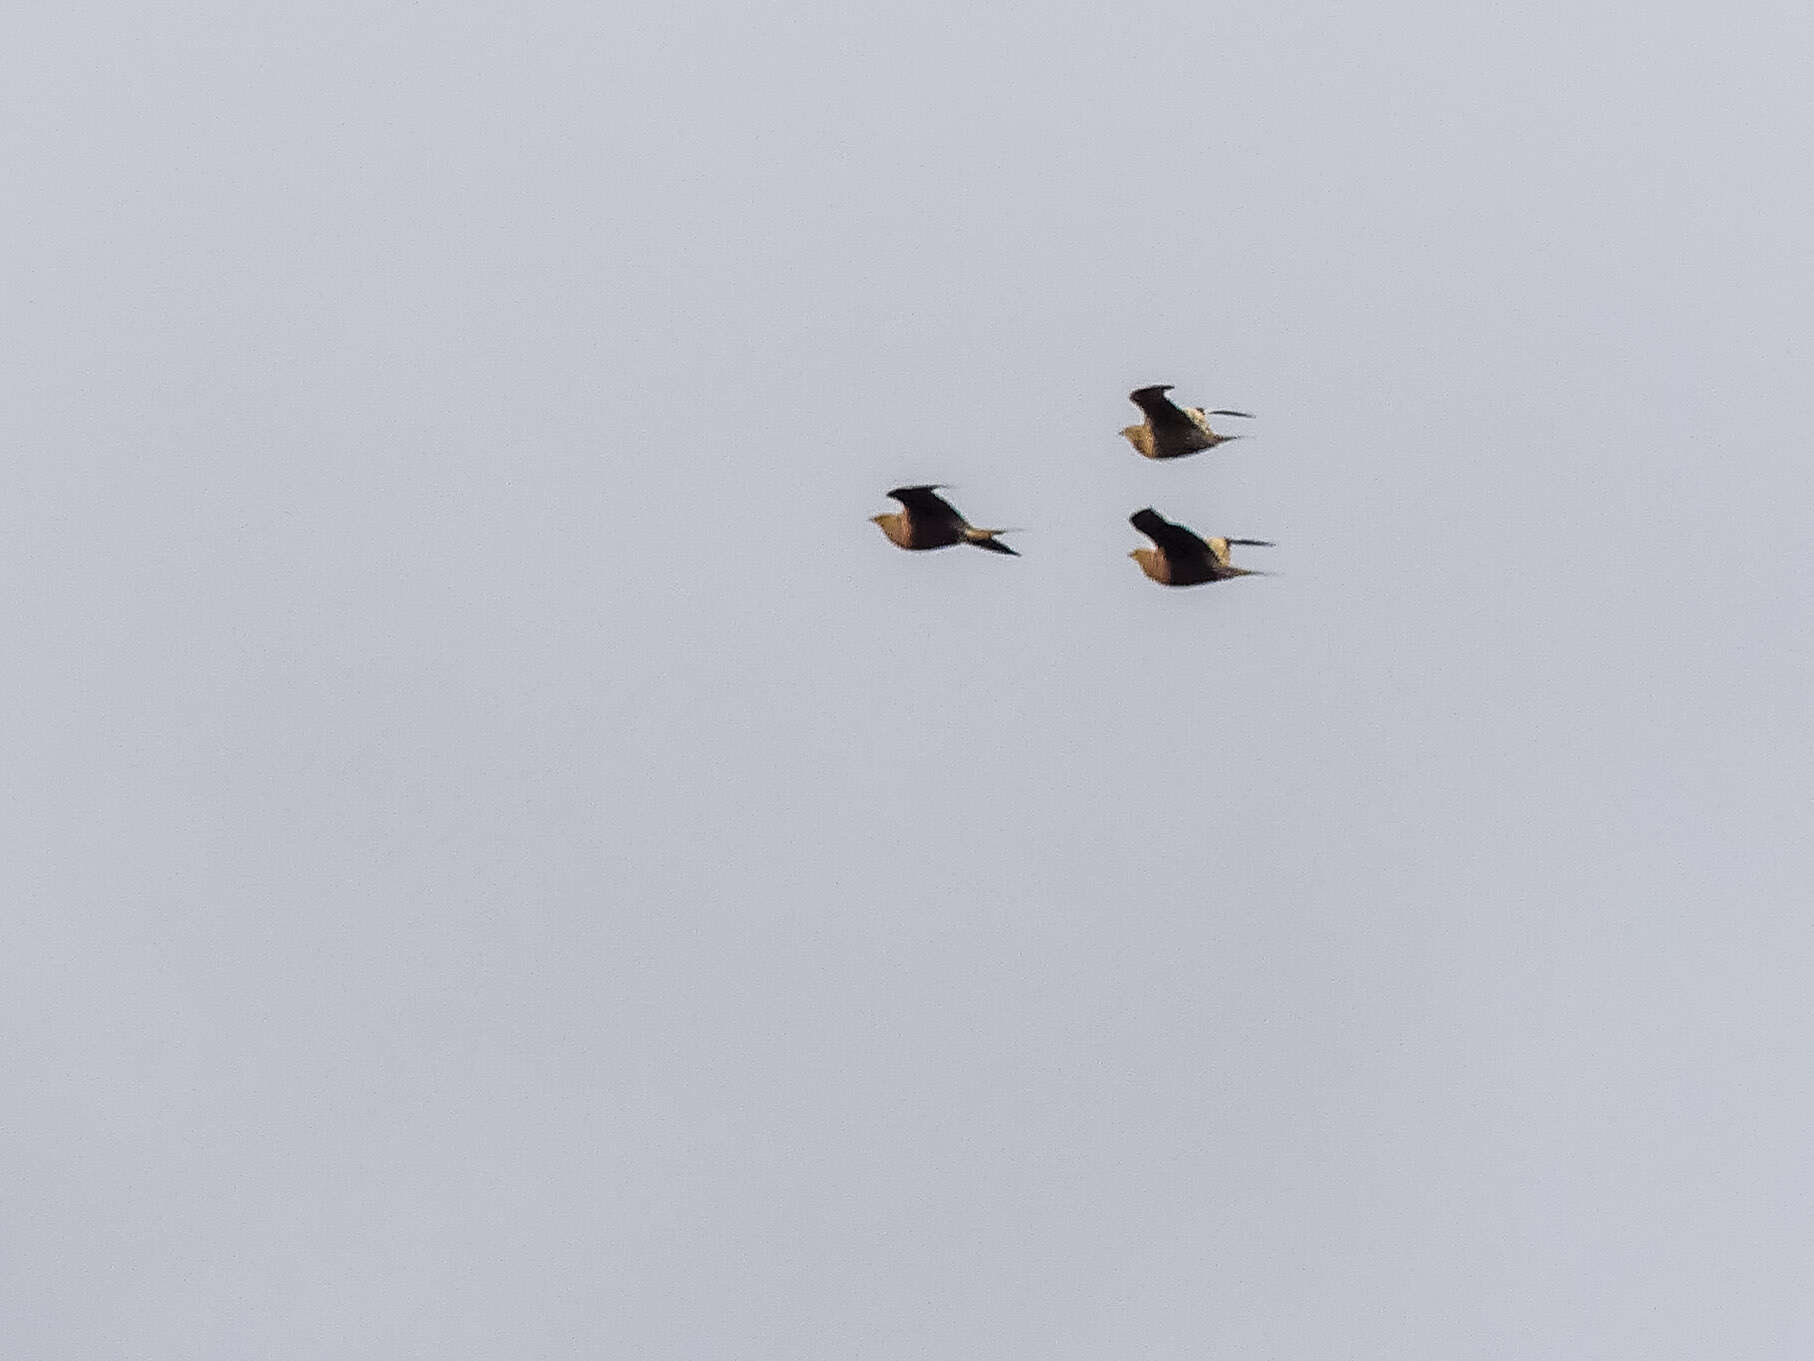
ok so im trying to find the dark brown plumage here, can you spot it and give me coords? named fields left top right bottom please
left=1120, top=385, right=1252, bottom=459
left=1128, top=507, right=1272, bottom=586
left=871, top=486, right=1018, bottom=555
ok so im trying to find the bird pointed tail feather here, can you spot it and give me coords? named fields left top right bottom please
left=964, top=528, right=1019, bottom=555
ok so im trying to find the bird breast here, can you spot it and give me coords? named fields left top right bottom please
left=1132, top=547, right=1170, bottom=583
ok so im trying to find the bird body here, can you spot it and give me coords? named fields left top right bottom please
left=1128, top=507, right=1272, bottom=586
left=1120, top=384, right=1252, bottom=459
left=871, top=486, right=1018, bottom=555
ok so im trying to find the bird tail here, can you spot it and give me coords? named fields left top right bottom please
left=964, top=527, right=1019, bottom=556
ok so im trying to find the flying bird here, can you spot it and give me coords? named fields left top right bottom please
left=1127, top=507, right=1272, bottom=586
left=871, top=486, right=1018, bottom=555
left=1120, top=384, right=1253, bottom=459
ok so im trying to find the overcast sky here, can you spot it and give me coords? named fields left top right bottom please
left=7, top=2, right=1814, bottom=1357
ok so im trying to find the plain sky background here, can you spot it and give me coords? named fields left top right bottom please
left=7, top=2, right=1813, bottom=1357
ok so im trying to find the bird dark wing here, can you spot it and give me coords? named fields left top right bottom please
left=1127, top=386, right=1198, bottom=436
left=887, top=485, right=963, bottom=519
left=1224, top=538, right=1275, bottom=547
left=968, top=536, right=1018, bottom=556
left=1129, top=507, right=1209, bottom=556
left=1203, top=410, right=1255, bottom=419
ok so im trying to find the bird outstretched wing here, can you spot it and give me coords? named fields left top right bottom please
left=887, top=485, right=962, bottom=520
left=1129, top=507, right=1210, bottom=556
left=1127, top=386, right=1198, bottom=437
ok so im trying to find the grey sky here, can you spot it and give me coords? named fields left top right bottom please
left=7, top=1, right=1813, bottom=1356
